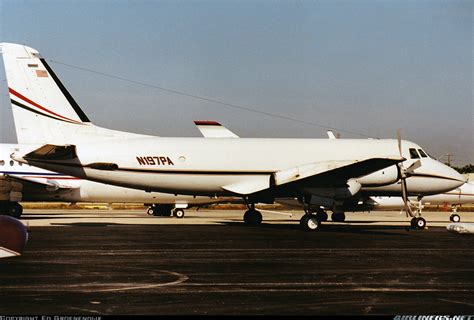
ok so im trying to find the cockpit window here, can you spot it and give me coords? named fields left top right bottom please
left=409, top=148, right=420, bottom=159
left=418, top=149, right=428, bottom=158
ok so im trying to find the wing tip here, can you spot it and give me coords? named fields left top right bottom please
left=194, top=120, right=221, bottom=126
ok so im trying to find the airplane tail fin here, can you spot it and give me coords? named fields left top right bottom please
left=1, top=43, right=93, bottom=144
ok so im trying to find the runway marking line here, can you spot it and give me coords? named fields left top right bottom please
left=86, top=270, right=189, bottom=293
left=438, top=298, right=474, bottom=308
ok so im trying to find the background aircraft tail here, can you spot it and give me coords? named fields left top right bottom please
left=1, top=43, right=147, bottom=144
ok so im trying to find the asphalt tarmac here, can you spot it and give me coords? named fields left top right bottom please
left=1, top=209, right=474, bottom=315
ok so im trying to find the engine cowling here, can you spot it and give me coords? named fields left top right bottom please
left=357, top=165, right=399, bottom=186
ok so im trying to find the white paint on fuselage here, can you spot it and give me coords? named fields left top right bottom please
left=16, top=137, right=464, bottom=197
left=0, top=144, right=229, bottom=205
left=371, top=182, right=474, bottom=209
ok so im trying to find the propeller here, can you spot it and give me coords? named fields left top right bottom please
left=396, top=129, right=421, bottom=218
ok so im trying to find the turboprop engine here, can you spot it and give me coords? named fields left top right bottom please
left=356, top=166, right=399, bottom=186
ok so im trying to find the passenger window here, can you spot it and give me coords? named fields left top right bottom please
left=9, top=160, right=14, bottom=166
left=409, top=148, right=420, bottom=159
left=418, top=149, right=428, bottom=158
left=0, top=160, right=4, bottom=166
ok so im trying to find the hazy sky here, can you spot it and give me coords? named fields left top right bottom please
left=0, top=0, right=472, bottom=165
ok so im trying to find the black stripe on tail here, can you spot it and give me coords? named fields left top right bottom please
left=40, top=58, right=91, bottom=123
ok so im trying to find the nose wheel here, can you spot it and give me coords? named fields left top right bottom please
left=410, top=217, right=426, bottom=229
left=450, top=214, right=460, bottom=223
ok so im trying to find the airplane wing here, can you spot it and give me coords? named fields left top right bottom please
left=1, top=173, right=78, bottom=191
left=194, top=121, right=240, bottom=138
left=222, top=157, right=404, bottom=195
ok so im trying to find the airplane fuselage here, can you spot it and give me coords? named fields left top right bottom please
left=0, top=144, right=230, bottom=205
left=18, top=137, right=464, bottom=198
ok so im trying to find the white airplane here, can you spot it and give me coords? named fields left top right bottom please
left=195, top=123, right=472, bottom=226
left=0, top=143, right=238, bottom=218
left=366, top=182, right=474, bottom=223
left=1, top=43, right=465, bottom=231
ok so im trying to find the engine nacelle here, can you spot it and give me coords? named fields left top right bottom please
left=301, top=180, right=362, bottom=201
left=357, top=165, right=399, bottom=186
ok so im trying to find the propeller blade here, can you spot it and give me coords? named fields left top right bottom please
left=396, top=129, right=402, bottom=157
left=400, top=175, right=415, bottom=218
left=405, top=160, right=422, bottom=175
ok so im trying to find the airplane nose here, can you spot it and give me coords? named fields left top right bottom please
left=437, top=162, right=466, bottom=188
left=410, top=160, right=466, bottom=195
left=445, top=165, right=466, bottom=183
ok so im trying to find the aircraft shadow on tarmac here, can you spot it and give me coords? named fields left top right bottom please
left=50, top=222, right=124, bottom=227
left=20, top=212, right=447, bottom=235
left=218, top=221, right=416, bottom=235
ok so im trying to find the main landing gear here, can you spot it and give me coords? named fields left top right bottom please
left=146, top=204, right=186, bottom=218
left=299, top=203, right=322, bottom=232
left=410, top=217, right=426, bottom=229
left=0, top=201, right=23, bottom=219
left=243, top=203, right=262, bottom=226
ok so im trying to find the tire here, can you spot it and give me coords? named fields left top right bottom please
left=174, top=209, right=185, bottom=219
left=315, top=211, right=328, bottom=222
left=331, top=212, right=345, bottom=222
left=451, top=214, right=460, bottom=223
left=8, top=203, right=22, bottom=219
left=243, top=209, right=262, bottom=225
left=301, top=215, right=320, bottom=231
left=415, top=217, right=426, bottom=229
left=146, top=207, right=155, bottom=215
left=339, top=212, right=346, bottom=222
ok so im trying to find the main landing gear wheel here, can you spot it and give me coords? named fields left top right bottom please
left=9, top=203, right=23, bottom=219
left=0, top=202, right=23, bottom=219
left=173, top=209, right=185, bottom=219
left=411, top=217, right=426, bottom=229
left=450, top=214, right=460, bottom=223
left=300, top=214, right=321, bottom=232
left=315, top=210, right=328, bottom=222
left=331, top=212, right=345, bottom=222
left=243, top=209, right=262, bottom=226
left=148, top=205, right=173, bottom=217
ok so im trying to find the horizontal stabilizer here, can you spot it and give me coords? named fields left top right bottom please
left=326, top=131, right=337, bottom=139
left=23, top=144, right=77, bottom=161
